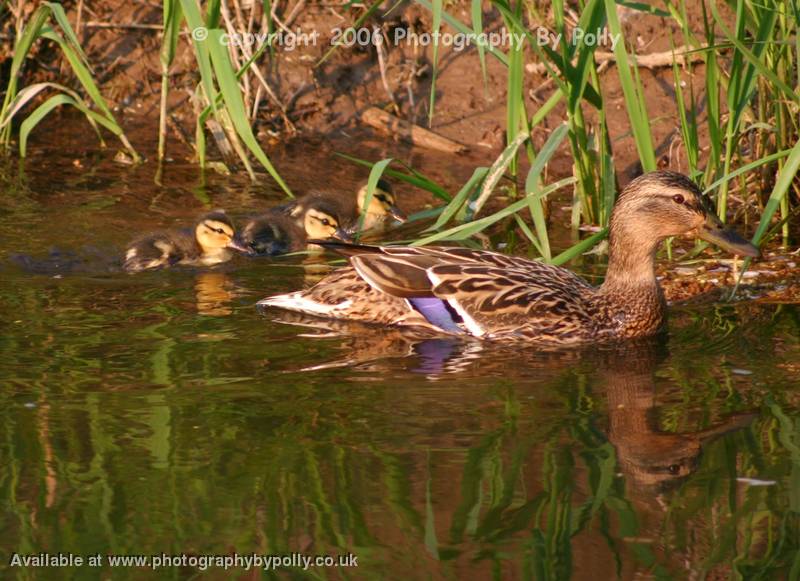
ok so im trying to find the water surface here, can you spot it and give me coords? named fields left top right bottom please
left=1, top=143, right=799, bottom=579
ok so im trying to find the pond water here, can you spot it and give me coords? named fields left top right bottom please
left=1, top=139, right=799, bottom=579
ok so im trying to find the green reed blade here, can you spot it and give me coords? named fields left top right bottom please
left=205, top=29, right=292, bottom=195
left=671, top=39, right=699, bottom=177
left=39, top=31, right=116, bottom=123
left=335, top=152, right=452, bottom=202
left=428, top=167, right=489, bottom=231
left=44, top=2, right=90, bottom=64
left=19, top=93, right=108, bottom=157
left=524, top=124, right=569, bottom=261
left=712, top=2, right=796, bottom=103
left=603, top=0, right=656, bottom=172
left=473, top=132, right=529, bottom=217
left=703, top=148, right=793, bottom=195
left=205, top=0, right=221, bottom=28
left=412, top=177, right=576, bottom=246
left=158, top=0, right=183, bottom=162
left=0, top=82, right=81, bottom=129
left=514, top=214, right=547, bottom=257
left=470, top=0, right=488, bottom=90
left=751, top=138, right=800, bottom=246
left=355, top=158, right=394, bottom=238
left=179, top=0, right=219, bottom=111
left=427, top=0, right=443, bottom=125
left=415, top=0, right=508, bottom=66
left=550, top=228, right=608, bottom=267
left=1, top=5, right=52, bottom=142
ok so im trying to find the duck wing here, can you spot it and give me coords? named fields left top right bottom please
left=317, top=242, right=597, bottom=341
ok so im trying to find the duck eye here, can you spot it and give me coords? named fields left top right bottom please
left=672, top=194, right=685, bottom=204
left=321, top=219, right=330, bottom=226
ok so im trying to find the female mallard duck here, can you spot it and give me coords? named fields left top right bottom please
left=123, top=211, right=247, bottom=272
left=235, top=197, right=350, bottom=256
left=258, top=171, right=760, bottom=343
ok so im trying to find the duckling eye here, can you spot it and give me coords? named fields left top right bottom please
left=672, top=194, right=685, bottom=205
left=321, top=218, right=331, bottom=226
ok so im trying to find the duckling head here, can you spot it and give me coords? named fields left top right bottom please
left=195, top=212, right=243, bottom=253
left=234, top=218, right=292, bottom=257
left=355, top=179, right=406, bottom=229
left=610, top=171, right=759, bottom=258
left=302, top=201, right=352, bottom=242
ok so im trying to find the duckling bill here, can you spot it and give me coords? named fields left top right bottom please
left=123, top=211, right=248, bottom=272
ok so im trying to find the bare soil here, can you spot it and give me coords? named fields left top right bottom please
left=2, top=1, right=727, bottom=179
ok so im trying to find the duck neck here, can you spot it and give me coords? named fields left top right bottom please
left=600, top=222, right=661, bottom=295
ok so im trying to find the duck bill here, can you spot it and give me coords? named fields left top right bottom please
left=228, top=238, right=255, bottom=256
left=696, top=214, right=760, bottom=258
left=388, top=205, right=407, bottom=223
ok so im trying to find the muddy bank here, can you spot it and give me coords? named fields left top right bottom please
left=3, top=1, right=727, bottom=180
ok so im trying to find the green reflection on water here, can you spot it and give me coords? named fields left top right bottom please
left=1, top=160, right=800, bottom=579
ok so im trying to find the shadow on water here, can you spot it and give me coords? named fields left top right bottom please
left=1, top=143, right=800, bottom=579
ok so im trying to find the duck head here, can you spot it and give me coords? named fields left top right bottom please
left=195, top=211, right=248, bottom=254
left=234, top=218, right=291, bottom=257
left=301, top=200, right=352, bottom=242
left=610, top=171, right=759, bottom=258
left=355, top=178, right=406, bottom=230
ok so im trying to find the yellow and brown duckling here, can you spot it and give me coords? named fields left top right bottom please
left=259, top=171, right=760, bottom=344
left=352, top=178, right=406, bottom=232
left=287, top=178, right=405, bottom=236
left=235, top=197, right=349, bottom=257
left=123, top=211, right=248, bottom=272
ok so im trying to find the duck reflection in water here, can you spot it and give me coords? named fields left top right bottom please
left=195, top=272, right=236, bottom=316
left=599, top=340, right=755, bottom=495
left=267, top=311, right=755, bottom=496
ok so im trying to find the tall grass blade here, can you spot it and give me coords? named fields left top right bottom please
left=524, top=124, right=570, bottom=261
left=356, top=158, right=394, bottom=237
left=751, top=138, right=800, bottom=246
left=470, top=0, right=488, bottom=90
left=428, top=167, right=488, bottom=231
left=427, top=0, right=443, bottom=125
left=603, top=0, right=656, bottom=172
left=413, top=177, right=576, bottom=246
left=206, top=29, right=292, bottom=195
left=19, top=94, right=105, bottom=156
left=473, top=132, right=529, bottom=217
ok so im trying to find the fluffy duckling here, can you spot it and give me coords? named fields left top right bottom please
left=235, top=198, right=349, bottom=257
left=123, top=211, right=246, bottom=272
left=287, top=179, right=405, bottom=236
left=352, top=178, right=406, bottom=232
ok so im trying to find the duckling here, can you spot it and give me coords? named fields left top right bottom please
left=123, top=211, right=246, bottom=272
left=235, top=198, right=348, bottom=257
left=353, top=178, right=406, bottom=232
left=287, top=179, right=405, bottom=236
